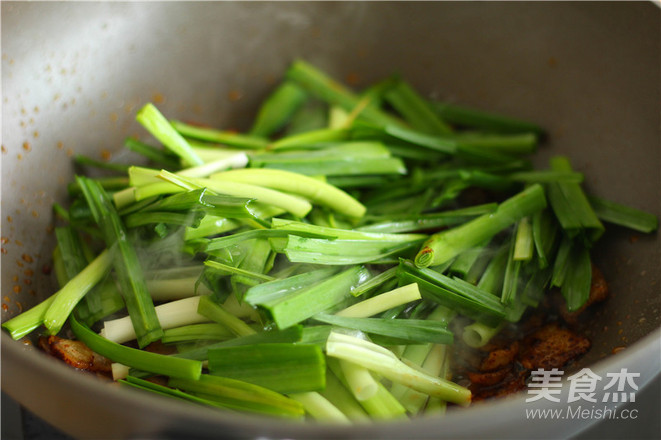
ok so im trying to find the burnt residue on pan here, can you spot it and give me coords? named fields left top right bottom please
left=452, top=265, right=610, bottom=402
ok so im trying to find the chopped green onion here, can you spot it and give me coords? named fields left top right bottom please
left=313, top=314, right=453, bottom=345
left=145, top=276, right=212, bottom=301
left=120, top=375, right=230, bottom=408
left=204, top=259, right=275, bottom=283
left=532, top=208, right=560, bottom=269
left=136, top=103, right=204, bottom=167
left=401, top=260, right=507, bottom=316
left=335, top=283, right=421, bottom=318
left=588, top=195, right=658, bottom=233
left=124, top=211, right=204, bottom=229
left=101, top=296, right=208, bottom=344
left=430, top=102, right=544, bottom=135
left=244, top=267, right=338, bottom=306
left=398, top=260, right=506, bottom=326
left=448, top=242, right=490, bottom=279
left=2, top=296, right=56, bottom=340
left=43, top=249, right=113, bottom=335
left=501, top=234, right=522, bottom=306
left=170, top=120, right=269, bottom=150
left=77, top=177, right=163, bottom=348
left=288, top=392, right=350, bottom=423
left=70, top=315, right=202, bottom=380
left=281, top=235, right=422, bottom=265
left=551, top=235, right=574, bottom=289
left=124, top=137, right=181, bottom=169
left=546, top=156, right=604, bottom=243
left=283, top=101, right=328, bottom=136
left=150, top=171, right=313, bottom=218
left=357, top=204, right=497, bottom=234
left=320, top=369, right=369, bottom=421
left=196, top=294, right=257, bottom=337
left=208, top=343, right=326, bottom=394
left=415, top=184, right=547, bottom=267
left=264, top=266, right=369, bottom=329
left=325, top=331, right=471, bottom=405
left=161, top=323, right=233, bottom=344
left=174, top=326, right=303, bottom=362
left=340, top=359, right=379, bottom=401
left=462, top=321, right=506, bottom=348
left=169, top=374, right=304, bottom=419
left=286, top=59, right=404, bottom=128
left=250, top=81, right=308, bottom=137
left=211, top=168, right=366, bottom=218
left=176, top=153, right=249, bottom=178
left=67, top=176, right=130, bottom=196
left=257, top=156, right=407, bottom=177
left=272, top=218, right=426, bottom=242
left=356, top=383, right=407, bottom=419
left=384, top=77, right=453, bottom=135
left=561, top=244, right=592, bottom=312
left=350, top=267, right=398, bottom=297
left=73, top=155, right=130, bottom=173
left=184, top=215, right=242, bottom=241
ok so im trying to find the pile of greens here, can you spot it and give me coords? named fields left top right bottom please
left=3, top=60, right=657, bottom=421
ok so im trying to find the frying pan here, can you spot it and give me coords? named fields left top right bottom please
left=2, top=2, right=659, bottom=438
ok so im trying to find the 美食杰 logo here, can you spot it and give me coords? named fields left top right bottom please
left=524, top=368, right=641, bottom=421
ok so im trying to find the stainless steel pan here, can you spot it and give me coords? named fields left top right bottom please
left=2, top=2, right=659, bottom=438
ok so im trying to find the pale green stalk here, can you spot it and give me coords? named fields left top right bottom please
left=145, top=277, right=213, bottom=301
left=136, top=103, right=203, bottom=167
left=462, top=321, right=505, bottom=348
left=197, top=296, right=257, bottom=337
left=2, top=296, right=56, bottom=340
left=155, top=172, right=313, bottom=218
left=340, top=359, right=379, bottom=401
left=211, top=168, right=366, bottom=218
left=43, top=249, right=113, bottom=334
left=326, top=331, right=471, bottom=405
left=320, top=369, right=370, bottom=421
left=176, top=153, right=249, bottom=177
left=101, top=296, right=209, bottom=343
left=288, top=392, right=351, bottom=423
left=335, top=283, right=421, bottom=318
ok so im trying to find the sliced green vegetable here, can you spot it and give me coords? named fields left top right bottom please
left=264, top=266, right=369, bottom=329
left=325, top=331, right=471, bottom=405
left=170, top=120, right=269, bottom=150
left=136, top=103, right=203, bottom=167
left=415, top=184, right=546, bottom=267
left=588, top=195, right=658, bottom=233
left=546, top=156, right=604, bottom=243
left=71, top=315, right=201, bottom=380
left=169, top=374, right=304, bottom=419
left=208, top=343, right=326, bottom=394
left=313, top=314, right=453, bottom=344
left=384, top=77, right=453, bottom=135
left=77, top=176, right=163, bottom=348
left=250, top=81, right=308, bottom=137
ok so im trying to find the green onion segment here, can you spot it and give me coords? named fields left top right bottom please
left=4, top=59, right=657, bottom=424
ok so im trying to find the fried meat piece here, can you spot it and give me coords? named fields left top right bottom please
left=519, top=324, right=591, bottom=370
left=469, top=367, right=528, bottom=401
left=468, top=367, right=512, bottom=387
left=39, top=335, right=112, bottom=374
left=479, top=341, right=519, bottom=372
